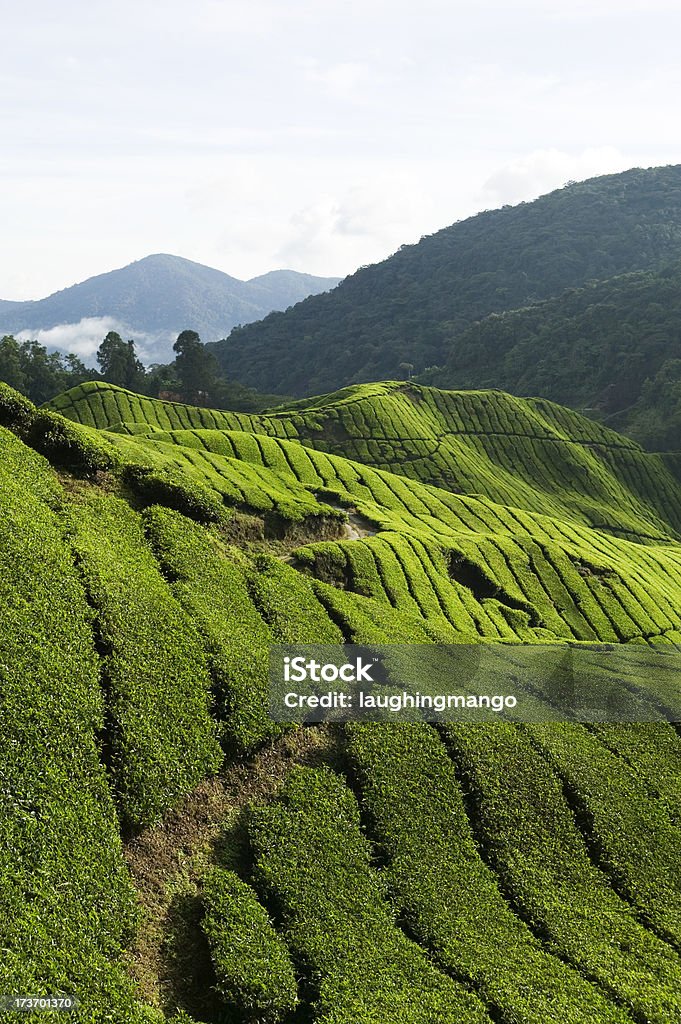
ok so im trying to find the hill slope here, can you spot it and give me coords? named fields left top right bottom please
left=50, top=379, right=681, bottom=542
left=419, top=261, right=681, bottom=448
left=0, top=253, right=340, bottom=358
left=210, top=164, right=681, bottom=396
left=3, top=380, right=681, bottom=1022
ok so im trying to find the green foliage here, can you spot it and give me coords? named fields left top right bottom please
left=0, top=379, right=36, bottom=432
left=64, top=494, right=223, bottom=828
left=346, top=723, right=634, bottom=1024
left=248, top=766, right=491, bottom=1024
left=97, top=331, right=145, bottom=388
left=620, top=356, right=681, bottom=450
left=0, top=429, right=140, bottom=1019
left=246, top=555, right=345, bottom=644
left=201, top=867, right=298, bottom=1022
left=523, top=722, right=681, bottom=945
left=144, top=507, right=282, bottom=753
left=7, top=369, right=681, bottom=1020
left=424, top=261, right=681, bottom=450
left=588, top=721, right=681, bottom=825
left=0, top=329, right=276, bottom=412
left=211, top=166, right=681, bottom=396
left=124, top=463, right=226, bottom=522
left=440, top=722, right=681, bottom=1021
left=28, top=409, right=121, bottom=474
left=0, top=334, right=93, bottom=404
left=49, top=379, right=681, bottom=540
left=173, top=329, right=221, bottom=404
left=43, top=380, right=681, bottom=656
left=49, top=380, right=247, bottom=431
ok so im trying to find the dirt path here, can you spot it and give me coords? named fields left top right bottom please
left=276, top=508, right=378, bottom=561
left=123, top=726, right=338, bottom=1018
left=342, top=510, right=378, bottom=540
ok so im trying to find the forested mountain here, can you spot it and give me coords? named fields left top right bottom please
left=0, top=254, right=340, bottom=358
left=420, top=261, right=681, bottom=449
left=211, top=165, right=681, bottom=397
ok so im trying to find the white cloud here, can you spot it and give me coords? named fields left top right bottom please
left=299, top=59, right=372, bottom=101
left=16, top=319, right=173, bottom=364
left=482, top=147, right=633, bottom=207
left=274, top=177, right=443, bottom=272
left=2, top=1, right=681, bottom=297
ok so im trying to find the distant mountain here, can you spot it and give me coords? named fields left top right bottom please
left=0, top=254, right=341, bottom=361
left=211, top=165, right=681, bottom=397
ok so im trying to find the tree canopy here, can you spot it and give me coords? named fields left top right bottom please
left=0, top=330, right=277, bottom=412
left=209, top=165, right=681, bottom=397
left=173, top=329, right=221, bottom=403
left=96, top=331, right=145, bottom=388
left=0, top=335, right=91, bottom=404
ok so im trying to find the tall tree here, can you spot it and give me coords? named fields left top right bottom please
left=0, top=335, right=28, bottom=392
left=96, top=331, right=144, bottom=388
left=173, top=329, right=219, bottom=402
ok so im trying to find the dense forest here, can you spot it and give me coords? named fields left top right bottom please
left=419, top=261, right=681, bottom=449
left=210, top=165, right=681, bottom=397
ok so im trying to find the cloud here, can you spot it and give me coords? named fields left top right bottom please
left=482, top=147, right=632, bottom=206
left=299, top=59, right=372, bottom=101
left=3, top=1, right=680, bottom=298
left=17, top=318, right=174, bottom=364
left=274, top=178, right=439, bottom=272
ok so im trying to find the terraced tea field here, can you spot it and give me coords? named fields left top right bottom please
left=51, top=379, right=681, bottom=540
left=2, top=378, right=681, bottom=1023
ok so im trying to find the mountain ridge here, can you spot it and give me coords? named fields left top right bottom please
left=209, top=164, right=681, bottom=397
left=0, top=253, right=341, bottom=360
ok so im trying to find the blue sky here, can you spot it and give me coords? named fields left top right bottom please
left=2, top=0, right=681, bottom=300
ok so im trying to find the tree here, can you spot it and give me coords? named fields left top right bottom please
left=0, top=335, right=97, bottom=404
left=63, top=352, right=91, bottom=381
left=20, top=339, right=61, bottom=404
left=96, top=331, right=144, bottom=388
left=0, top=335, right=27, bottom=392
left=173, top=329, right=220, bottom=402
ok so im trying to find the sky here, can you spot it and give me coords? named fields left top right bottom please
left=2, top=0, right=681, bottom=302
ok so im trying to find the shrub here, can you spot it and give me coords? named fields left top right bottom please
left=201, top=868, right=298, bottom=1022
left=441, top=722, right=681, bottom=1022
left=145, top=507, right=281, bottom=753
left=346, top=722, right=634, bottom=1024
left=248, top=766, right=489, bottom=1024
left=63, top=495, right=223, bottom=828
left=123, top=463, right=226, bottom=523
left=0, top=431, right=140, bottom=1019
left=0, top=380, right=36, bottom=432
left=28, top=409, right=120, bottom=474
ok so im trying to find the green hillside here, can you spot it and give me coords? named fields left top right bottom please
left=3, top=379, right=681, bottom=1022
left=210, top=165, right=681, bottom=396
left=422, top=260, right=681, bottom=449
left=50, top=379, right=681, bottom=542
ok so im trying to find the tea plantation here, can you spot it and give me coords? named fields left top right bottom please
left=2, top=379, right=681, bottom=1022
